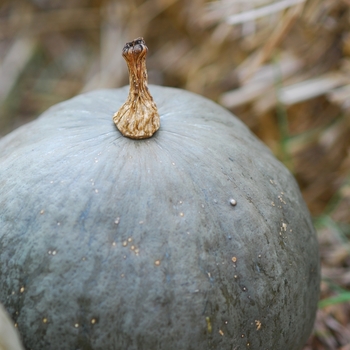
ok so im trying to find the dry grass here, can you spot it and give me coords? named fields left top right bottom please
left=1, top=0, right=350, bottom=348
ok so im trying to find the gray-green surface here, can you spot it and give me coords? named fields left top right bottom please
left=0, top=86, right=320, bottom=349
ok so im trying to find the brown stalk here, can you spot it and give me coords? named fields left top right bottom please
left=113, top=37, right=160, bottom=139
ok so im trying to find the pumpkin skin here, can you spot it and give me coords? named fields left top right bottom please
left=0, top=86, right=320, bottom=350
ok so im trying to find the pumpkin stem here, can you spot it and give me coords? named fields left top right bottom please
left=113, top=37, right=160, bottom=139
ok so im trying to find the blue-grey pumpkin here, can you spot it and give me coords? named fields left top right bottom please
left=0, top=38, right=320, bottom=350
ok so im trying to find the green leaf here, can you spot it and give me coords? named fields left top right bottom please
left=319, top=292, right=350, bottom=308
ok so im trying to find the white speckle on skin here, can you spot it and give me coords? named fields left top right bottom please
left=230, top=198, right=237, bottom=206
left=278, top=194, right=287, bottom=204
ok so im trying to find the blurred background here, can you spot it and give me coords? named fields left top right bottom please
left=0, top=0, right=350, bottom=348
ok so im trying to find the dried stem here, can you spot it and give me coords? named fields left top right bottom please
left=113, top=37, right=160, bottom=139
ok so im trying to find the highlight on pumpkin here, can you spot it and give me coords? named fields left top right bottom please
left=113, top=37, right=160, bottom=140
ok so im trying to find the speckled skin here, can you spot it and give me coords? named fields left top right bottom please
left=0, top=86, right=320, bottom=350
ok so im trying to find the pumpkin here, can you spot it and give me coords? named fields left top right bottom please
left=0, top=38, right=320, bottom=350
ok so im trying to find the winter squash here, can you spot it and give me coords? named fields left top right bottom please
left=0, top=36, right=320, bottom=350
left=0, top=38, right=320, bottom=350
